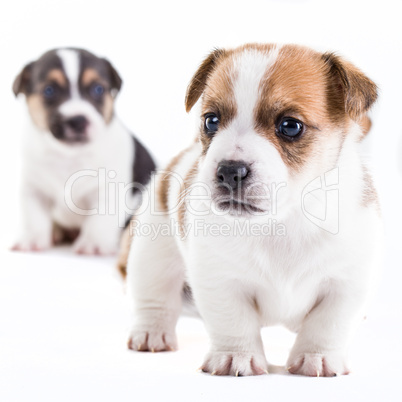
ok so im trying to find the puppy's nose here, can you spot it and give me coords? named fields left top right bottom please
left=216, top=160, right=249, bottom=189
left=65, top=115, right=88, bottom=133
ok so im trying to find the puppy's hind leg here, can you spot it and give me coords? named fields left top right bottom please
left=127, top=212, right=185, bottom=353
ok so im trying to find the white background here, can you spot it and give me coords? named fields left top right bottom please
left=0, top=0, right=401, bottom=401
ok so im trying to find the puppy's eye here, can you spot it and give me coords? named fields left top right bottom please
left=43, top=85, right=56, bottom=99
left=90, top=84, right=105, bottom=98
left=204, top=113, right=219, bottom=134
left=277, top=117, right=304, bottom=139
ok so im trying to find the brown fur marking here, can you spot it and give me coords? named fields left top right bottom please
left=81, top=68, right=114, bottom=123
left=185, top=48, right=228, bottom=113
left=26, top=94, right=48, bottom=130
left=103, top=93, right=114, bottom=124
left=321, top=52, right=378, bottom=121
left=177, top=161, right=199, bottom=239
left=81, top=68, right=103, bottom=87
left=254, top=45, right=330, bottom=171
left=200, top=53, right=238, bottom=154
left=358, top=114, right=372, bottom=140
left=362, top=166, right=379, bottom=209
left=117, top=225, right=132, bottom=278
left=157, top=145, right=195, bottom=213
left=47, top=69, right=67, bottom=88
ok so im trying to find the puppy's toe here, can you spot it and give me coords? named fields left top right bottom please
left=11, top=236, right=51, bottom=252
left=73, top=236, right=117, bottom=256
left=287, top=352, right=349, bottom=377
left=201, top=351, right=268, bottom=376
left=128, top=328, right=177, bottom=353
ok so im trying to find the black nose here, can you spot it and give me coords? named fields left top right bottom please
left=216, top=160, right=250, bottom=189
left=65, top=115, right=88, bottom=133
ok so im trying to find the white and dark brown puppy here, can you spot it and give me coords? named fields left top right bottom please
left=12, top=48, right=155, bottom=254
left=123, top=44, right=381, bottom=376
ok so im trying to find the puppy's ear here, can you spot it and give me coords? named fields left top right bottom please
left=13, top=62, right=34, bottom=97
left=103, top=58, right=122, bottom=94
left=322, top=53, right=378, bottom=120
left=185, top=48, right=227, bottom=113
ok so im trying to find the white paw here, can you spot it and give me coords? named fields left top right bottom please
left=287, top=352, right=350, bottom=377
left=201, top=351, right=268, bottom=376
left=11, top=234, right=52, bottom=252
left=128, top=327, right=177, bottom=352
left=73, top=234, right=117, bottom=255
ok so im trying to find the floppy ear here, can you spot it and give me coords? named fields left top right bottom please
left=322, top=53, right=378, bottom=120
left=103, top=58, right=122, bottom=94
left=185, top=48, right=227, bottom=113
left=13, top=61, right=34, bottom=97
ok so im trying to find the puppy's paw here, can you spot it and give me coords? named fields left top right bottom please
left=287, top=352, right=350, bottom=377
left=201, top=351, right=268, bottom=376
left=11, top=235, right=51, bottom=252
left=128, top=328, right=177, bottom=352
left=73, top=235, right=117, bottom=256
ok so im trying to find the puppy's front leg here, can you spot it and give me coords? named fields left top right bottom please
left=12, top=186, right=52, bottom=251
left=191, top=273, right=268, bottom=376
left=127, top=214, right=185, bottom=352
left=287, top=284, right=367, bottom=377
left=73, top=213, right=120, bottom=255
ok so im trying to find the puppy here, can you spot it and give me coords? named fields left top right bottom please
left=123, top=44, right=381, bottom=376
left=12, top=47, right=155, bottom=255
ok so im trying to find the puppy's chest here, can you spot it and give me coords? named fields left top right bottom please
left=189, top=228, right=336, bottom=325
left=27, top=152, right=100, bottom=202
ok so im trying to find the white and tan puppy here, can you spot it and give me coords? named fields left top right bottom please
left=12, top=48, right=155, bottom=255
left=123, top=44, right=381, bottom=376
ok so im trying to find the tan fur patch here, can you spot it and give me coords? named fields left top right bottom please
left=254, top=45, right=333, bottom=171
left=27, top=94, right=48, bottom=130
left=81, top=68, right=103, bottom=87
left=81, top=68, right=115, bottom=123
left=322, top=53, right=378, bottom=121
left=200, top=54, right=238, bottom=154
left=157, top=145, right=195, bottom=213
left=116, top=225, right=132, bottom=278
left=362, top=166, right=379, bottom=209
left=185, top=49, right=228, bottom=113
left=177, top=161, right=199, bottom=239
left=103, top=93, right=114, bottom=124
left=47, top=69, right=67, bottom=87
left=185, top=48, right=237, bottom=154
left=358, top=115, right=372, bottom=140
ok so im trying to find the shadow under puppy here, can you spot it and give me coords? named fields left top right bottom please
left=121, top=43, right=381, bottom=377
left=12, top=48, right=155, bottom=255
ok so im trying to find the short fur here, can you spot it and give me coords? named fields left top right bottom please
left=12, top=48, right=155, bottom=254
left=124, top=44, right=381, bottom=377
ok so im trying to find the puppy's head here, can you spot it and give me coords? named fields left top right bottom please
left=185, top=44, right=378, bottom=218
left=13, top=48, right=122, bottom=144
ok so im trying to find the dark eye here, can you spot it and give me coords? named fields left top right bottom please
left=43, top=85, right=55, bottom=99
left=204, top=113, right=219, bottom=134
left=90, top=84, right=105, bottom=98
left=277, top=117, right=304, bottom=139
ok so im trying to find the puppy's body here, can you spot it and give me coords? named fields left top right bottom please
left=125, top=44, right=381, bottom=376
left=13, top=48, right=155, bottom=254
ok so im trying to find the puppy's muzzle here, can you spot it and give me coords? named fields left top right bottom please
left=65, top=115, right=88, bottom=134
left=50, top=114, right=89, bottom=143
left=216, top=160, right=250, bottom=190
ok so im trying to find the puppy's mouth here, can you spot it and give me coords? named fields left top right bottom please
left=215, top=198, right=266, bottom=215
left=58, top=130, right=90, bottom=144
